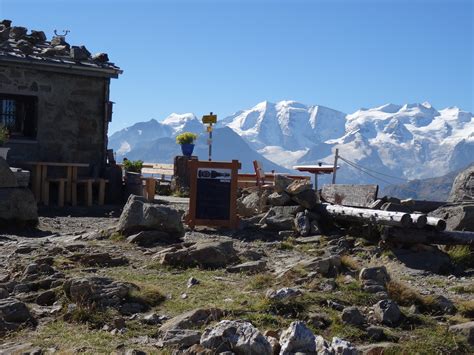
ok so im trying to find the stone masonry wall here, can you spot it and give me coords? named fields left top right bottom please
left=0, top=63, right=109, bottom=174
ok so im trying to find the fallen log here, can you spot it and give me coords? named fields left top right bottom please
left=426, top=217, right=447, bottom=231
left=382, top=227, right=474, bottom=246
left=410, top=213, right=428, bottom=229
left=323, top=204, right=412, bottom=228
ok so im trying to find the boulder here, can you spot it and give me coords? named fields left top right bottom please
left=341, top=307, right=365, bottom=326
left=158, top=329, right=201, bottom=348
left=158, top=239, right=238, bottom=268
left=274, top=175, right=293, bottom=193
left=449, top=321, right=474, bottom=346
left=331, top=337, right=357, bottom=354
left=359, top=266, right=390, bottom=286
left=237, top=191, right=268, bottom=217
left=226, top=260, right=266, bottom=274
left=0, top=157, right=18, bottom=188
left=357, top=342, right=399, bottom=355
left=265, top=287, right=302, bottom=302
left=295, top=255, right=341, bottom=276
left=448, top=165, right=474, bottom=202
left=279, top=321, right=316, bottom=355
left=117, top=195, right=184, bottom=237
left=0, top=297, right=33, bottom=323
left=260, top=206, right=302, bottom=231
left=70, top=45, right=91, bottom=60
left=159, top=308, right=223, bottom=333
left=0, top=188, right=38, bottom=226
left=373, top=300, right=401, bottom=327
left=127, top=230, right=177, bottom=247
left=267, top=191, right=291, bottom=206
left=200, top=320, right=272, bottom=355
left=292, top=189, right=318, bottom=209
left=75, top=252, right=128, bottom=267
left=285, top=179, right=313, bottom=196
left=430, top=204, right=474, bottom=231
left=63, top=277, right=135, bottom=308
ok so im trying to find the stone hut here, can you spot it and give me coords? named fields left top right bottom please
left=0, top=19, right=122, bottom=172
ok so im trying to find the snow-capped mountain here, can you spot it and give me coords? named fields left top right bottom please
left=108, top=100, right=474, bottom=188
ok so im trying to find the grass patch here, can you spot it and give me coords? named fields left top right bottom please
left=127, top=283, right=166, bottom=308
left=450, top=285, right=474, bottom=294
left=387, top=280, right=432, bottom=311
left=447, top=246, right=474, bottom=269
left=246, top=273, right=274, bottom=291
left=456, top=299, right=474, bottom=318
left=65, top=305, right=116, bottom=329
left=278, top=240, right=295, bottom=251
left=340, top=255, right=362, bottom=271
left=109, top=232, right=126, bottom=242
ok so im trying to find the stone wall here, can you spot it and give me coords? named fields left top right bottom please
left=0, top=63, right=110, bottom=174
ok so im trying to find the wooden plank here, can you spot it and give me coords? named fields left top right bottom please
left=321, top=184, right=379, bottom=207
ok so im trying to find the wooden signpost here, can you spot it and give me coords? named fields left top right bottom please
left=187, top=159, right=241, bottom=229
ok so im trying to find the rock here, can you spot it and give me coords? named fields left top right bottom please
left=119, top=302, right=146, bottom=315
left=357, top=342, right=399, bottom=354
left=341, top=307, right=365, bottom=326
left=0, top=297, right=34, bottom=326
left=431, top=295, right=456, bottom=315
left=141, top=313, right=164, bottom=325
left=200, top=320, right=272, bottom=355
left=448, top=165, right=474, bottom=202
left=359, top=266, right=390, bottom=286
left=366, top=326, right=386, bottom=341
left=159, top=308, right=223, bottom=333
left=76, top=252, right=128, bottom=267
left=51, top=35, right=69, bottom=47
left=294, top=211, right=310, bottom=236
left=36, top=290, right=56, bottom=306
left=266, top=334, right=280, bottom=354
left=373, top=300, right=401, bottom=326
left=63, top=277, right=135, bottom=308
left=331, top=337, right=357, bottom=354
left=294, top=255, right=341, bottom=277
left=449, top=321, right=474, bottom=346
left=308, top=312, right=332, bottom=329
left=117, top=195, right=184, bottom=237
left=127, top=230, right=177, bottom=247
left=0, top=25, right=9, bottom=41
left=260, top=206, right=302, bottom=231
left=92, top=52, right=109, bottom=62
left=187, top=277, right=200, bottom=288
left=0, top=288, right=8, bottom=299
left=227, top=260, right=266, bottom=274
left=9, top=26, right=27, bottom=39
left=265, top=287, right=302, bottom=302
left=70, top=45, right=91, bottom=60
left=158, top=239, right=238, bottom=268
left=29, top=30, right=46, bottom=42
left=430, top=204, right=474, bottom=232
left=274, top=175, right=294, bottom=193
left=285, top=179, right=313, bottom=196
left=158, top=328, right=201, bottom=348
left=391, top=248, right=452, bottom=274
left=0, top=187, right=38, bottom=226
left=292, top=189, right=318, bottom=209
left=279, top=321, right=316, bottom=355
left=238, top=191, right=268, bottom=217
left=16, top=39, right=33, bottom=55
left=0, top=157, right=18, bottom=188
left=267, top=191, right=292, bottom=206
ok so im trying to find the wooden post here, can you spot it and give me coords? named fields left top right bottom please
left=332, top=148, right=339, bottom=184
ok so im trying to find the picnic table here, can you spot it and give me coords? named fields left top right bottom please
left=293, top=164, right=338, bottom=190
left=25, top=161, right=89, bottom=205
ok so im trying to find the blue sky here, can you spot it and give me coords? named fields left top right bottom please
left=1, top=0, right=472, bottom=133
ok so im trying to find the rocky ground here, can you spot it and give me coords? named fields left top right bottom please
left=0, top=194, right=473, bottom=354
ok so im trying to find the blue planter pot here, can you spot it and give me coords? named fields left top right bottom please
left=181, top=143, right=195, bottom=157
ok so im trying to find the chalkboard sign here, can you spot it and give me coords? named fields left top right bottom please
left=187, top=160, right=240, bottom=229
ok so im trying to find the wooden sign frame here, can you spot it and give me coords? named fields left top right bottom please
left=187, top=159, right=241, bottom=229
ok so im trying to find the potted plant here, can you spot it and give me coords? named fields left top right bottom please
left=176, top=132, right=198, bottom=157
left=0, top=124, right=10, bottom=160
left=122, top=159, right=144, bottom=196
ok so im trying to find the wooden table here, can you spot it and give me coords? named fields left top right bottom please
left=293, top=164, right=339, bottom=190
left=25, top=162, right=89, bottom=204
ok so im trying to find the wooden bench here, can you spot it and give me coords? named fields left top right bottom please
left=140, top=164, right=174, bottom=201
left=72, top=178, right=109, bottom=206
left=43, top=178, right=67, bottom=207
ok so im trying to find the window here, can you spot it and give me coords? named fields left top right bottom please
left=0, top=94, right=37, bottom=139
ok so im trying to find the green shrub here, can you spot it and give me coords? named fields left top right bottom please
left=123, top=159, right=143, bottom=173
left=0, top=124, right=9, bottom=146
left=176, top=132, right=197, bottom=145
